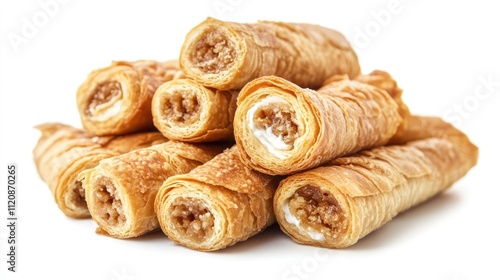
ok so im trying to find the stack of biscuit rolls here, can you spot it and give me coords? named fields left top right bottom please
left=34, top=17, right=477, bottom=252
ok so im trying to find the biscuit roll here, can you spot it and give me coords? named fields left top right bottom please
left=80, top=141, right=226, bottom=238
left=179, top=17, right=360, bottom=90
left=234, top=75, right=403, bottom=175
left=152, top=78, right=238, bottom=142
left=33, top=123, right=167, bottom=218
left=77, top=60, right=183, bottom=135
left=273, top=116, right=478, bottom=248
left=155, top=146, right=279, bottom=251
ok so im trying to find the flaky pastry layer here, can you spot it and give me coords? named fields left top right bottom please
left=180, top=17, right=360, bottom=90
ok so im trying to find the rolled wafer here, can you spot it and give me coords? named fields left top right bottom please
left=79, top=141, right=227, bottom=238
left=155, top=146, right=279, bottom=251
left=33, top=123, right=167, bottom=218
left=234, top=74, right=403, bottom=175
left=152, top=78, right=238, bottom=142
left=273, top=116, right=478, bottom=248
left=179, top=17, right=360, bottom=90
left=76, top=60, right=183, bottom=135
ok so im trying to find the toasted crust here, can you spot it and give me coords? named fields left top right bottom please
left=152, top=78, right=238, bottom=142
left=155, top=146, right=278, bottom=251
left=33, top=123, right=167, bottom=218
left=80, top=141, right=227, bottom=238
left=76, top=60, right=183, bottom=135
left=180, top=17, right=360, bottom=90
left=234, top=75, right=403, bottom=175
left=273, top=116, right=478, bottom=248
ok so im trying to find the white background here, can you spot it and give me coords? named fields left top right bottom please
left=1, top=0, right=499, bottom=279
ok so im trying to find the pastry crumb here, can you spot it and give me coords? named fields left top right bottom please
left=288, top=186, right=347, bottom=238
left=192, top=27, right=236, bottom=74
left=69, top=180, right=87, bottom=210
left=171, top=198, right=214, bottom=242
left=86, top=81, right=122, bottom=116
left=94, top=178, right=126, bottom=225
left=161, top=89, right=200, bottom=125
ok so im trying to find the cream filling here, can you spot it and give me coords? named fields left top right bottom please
left=91, top=99, right=122, bottom=121
left=246, top=96, right=293, bottom=160
left=283, top=204, right=325, bottom=241
left=90, top=86, right=126, bottom=121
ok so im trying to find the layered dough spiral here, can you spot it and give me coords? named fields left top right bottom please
left=152, top=78, right=238, bottom=142
left=79, top=141, right=226, bottom=238
left=33, top=123, right=167, bottom=218
left=180, top=17, right=361, bottom=90
left=155, top=146, right=279, bottom=251
left=77, top=60, right=183, bottom=135
left=273, top=116, right=479, bottom=248
left=234, top=73, right=404, bottom=175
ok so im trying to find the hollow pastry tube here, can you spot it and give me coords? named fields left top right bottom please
left=233, top=75, right=403, bottom=175
left=76, top=60, right=183, bottom=135
left=80, top=141, right=227, bottom=238
left=33, top=123, right=167, bottom=218
left=179, top=17, right=360, bottom=90
left=155, top=146, right=279, bottom=251
left=151, top=78, right=238, bottom=142
left=273, top=116, right=478, bottom=248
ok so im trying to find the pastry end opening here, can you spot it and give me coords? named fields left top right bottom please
left=85, top=81, right=122, bottom=116
left=68, top=180, right=87, bottom=211
left=191, top=27, right=236, bottom=74
left=93, top=178, right=126, bottom=226
left=161, top=89, right=201, bottom=126
left=170, top=197, right=214, bottom=243
left=287, top=185, right=347, bottom=239
left=253, top=103, right=299, bottom=147
left=246, top=96, right=300, bottom=157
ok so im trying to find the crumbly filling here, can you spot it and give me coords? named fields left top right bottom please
left=253, top=103, right=299, bottom=147
left=70, top=181, right=87, bottom=210
left=288, top=186, right=346, bottom=239
left=192, top=28, right=236, bottom=74
left=85, top=81, right=122, bottom=115
left=171, top=198, right=214, bottom=242
left=163, top=89, right=200, bottom=124
left=94, top=179, right=126, bottom=226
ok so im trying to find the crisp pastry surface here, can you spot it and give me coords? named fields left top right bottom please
left=180, top=17, right=361, bottom=90
left=33, top=123, right=168, bottom=218
left=151, top=78, right=238, bottom=142
left=324, top=70, right=410, bottom=142
left=80, top=141, right=227, bottom=238
left=33, top=123, right=117, bottom=218
left=234, top=75, right=403, bottom=175
left=155, top=146, right=278, bottom=251
left=273, top=116, right=478, bottom=248
left=76, top=60, right=183, bottom=135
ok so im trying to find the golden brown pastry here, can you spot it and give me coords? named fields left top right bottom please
left=76, top=60, right=183, bottom=135
left=323, top=70, right=410, bottom=142
left=151, top=78, right=238, bottom=142
left=273, top=116, right=478, bottom=248
left=233, top=75, right=403, bottom=175
left=80, top=141, right=227, bottom=238
left=155, top=146, right=279, bottom=251
left=179, top=17, right=361, bottom=90
left=33, top=123, right=167, bottom=218
left=353, top=70, right=410, bottom=142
